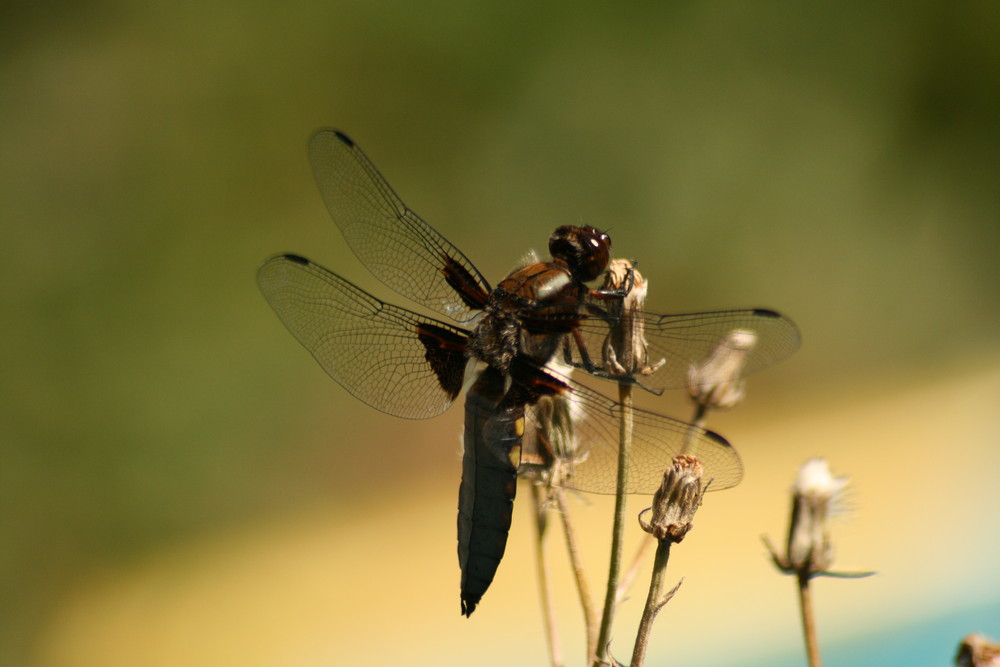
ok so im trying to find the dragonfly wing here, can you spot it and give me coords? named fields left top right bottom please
left=308, top=129, right=492, bottom=322
left=574, top=307, right=801, bottom=390
left=518, top=363, right=743, bottom=494
left=257, top=254, right=470, bottom=419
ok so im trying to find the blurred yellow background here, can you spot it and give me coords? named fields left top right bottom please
left=2, top=2, right=998, bottom=666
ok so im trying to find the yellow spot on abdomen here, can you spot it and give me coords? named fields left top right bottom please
left=508, top=443, right=522, bottom=468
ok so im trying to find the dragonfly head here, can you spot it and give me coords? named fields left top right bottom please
left=548, top=225, right=611, bottom=283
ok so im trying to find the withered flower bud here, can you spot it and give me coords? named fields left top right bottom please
left=956, top=634, right=1000, bottom=667
left=639, top=455, right=704, bottom=543
left=519, top=386, right=582, bottom=491
left=763, top=458, right=874, bottom=580
left=688, top=329, right=757, bottom=411
left=601, top=259, right=666, bottom=377
left=762, top=460, right=872, bottom=667
left=786, top=458, right=846, bottom=574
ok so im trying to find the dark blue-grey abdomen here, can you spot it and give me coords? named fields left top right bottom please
left=458, top=367, right=523, bottom=616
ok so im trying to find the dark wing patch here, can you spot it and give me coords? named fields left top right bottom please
left=502, top=356, right=570, bottom=409
left=332, top=130, right=354, bottom=147
left=442, top=254, right=491, bottom=311
left=416, top=323, right=469, bottom=401
left=257, top=254, right=471, bottom=419
left=308, top=129, right=492, bottom=323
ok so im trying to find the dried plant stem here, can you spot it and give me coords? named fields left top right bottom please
left=797, top=572, right=822, bottom=667
left=679, top=401, right=709, bottom=456
left=630, top=540, right=675, bottom=667
left=593, top=382, right=634, bottom=666
left=554, top=488, right=598, bottom=660
left=691, top=401, right=708, bottom=430
left=618, top=400, right=708, bottom=610
left=764, top=460, right=872, bottom=667
left=616, top=533, right=655, bottom=605
left=531, top=484, right=563, bottom=667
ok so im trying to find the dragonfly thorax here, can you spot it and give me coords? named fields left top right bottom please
left=466, top=254, right=591, bottom=374
left=466, top=308, right=521, bottom=372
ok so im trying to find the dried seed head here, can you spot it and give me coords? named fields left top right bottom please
left=956, top=634, right=1000, bottom=667
left=688, top=329, right=757, bottom=411
left=519, top=390, right=583, bottom=491
left=639, top=455, right=705, bottom=543
left=518, top=355, right=588, bottom=496
left=763, top=459, right=874, bottom=580
left=786, top=458, right=848, bottom=575
left=601, top=259, right=666, bottom=377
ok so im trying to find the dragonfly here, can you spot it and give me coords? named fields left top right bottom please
left=258, top=129, right=801, bottom=616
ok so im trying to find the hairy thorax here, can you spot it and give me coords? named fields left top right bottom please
left=466, top=259, right=585, bottom=372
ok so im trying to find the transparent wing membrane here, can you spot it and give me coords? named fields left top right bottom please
left=308, top=129, right=491, bottom=322
left=257, top=254, right=467, bottom=419
left=573, top=307, right=801, bottom=391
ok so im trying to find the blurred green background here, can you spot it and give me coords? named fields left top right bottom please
left=3, top=1, right=999, bottom=665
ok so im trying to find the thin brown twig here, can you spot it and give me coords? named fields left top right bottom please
left=554, top=488, right=598, bottom=660
left=691, top=401, right=708, bottom=430
left=630, top=541, right=679, bottom=667
left=593, top=381, right=634, bottom=666
left=679, top=400, right=709, bottom=456
left=531, top=484, right=563, bottom=667
left=797, top=572, right=822, bottom=667
left=629, top=455, right=703, bottom=666
left=615, top=533, right=654, bottom=606
left=617, top=399, right=708, bottom=608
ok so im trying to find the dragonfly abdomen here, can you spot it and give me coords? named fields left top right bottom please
left=457, top=366, right=524, bottom=617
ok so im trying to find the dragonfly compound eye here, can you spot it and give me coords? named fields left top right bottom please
left=548, top=225, right=611, bottom=282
